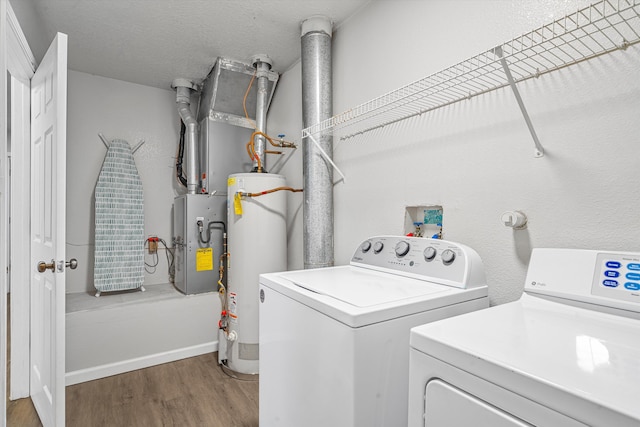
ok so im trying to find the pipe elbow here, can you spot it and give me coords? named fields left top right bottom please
left=177, top=102, right=197, bottom=127
left=174, top=92, right=199, bottom=194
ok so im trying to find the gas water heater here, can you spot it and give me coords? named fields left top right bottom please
left=173, top=55, right=294, bottom=379
left=219, top=173, right=287, bottom=377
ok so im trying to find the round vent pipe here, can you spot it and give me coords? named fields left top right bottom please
left=172, top=78, right=199, bottom=194
left=301, top=16, right=334, bottom=269
left=251, top=54, right=273, bottom=172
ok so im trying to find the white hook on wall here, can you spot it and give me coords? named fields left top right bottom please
left=501, top=210, right=528, bottom=230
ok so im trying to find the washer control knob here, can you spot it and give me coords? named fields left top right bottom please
left=361, top=240, right=372, bottom=253
left=441, top=249, right=456, bottom=265
left=395, top=241, right=410, bottom=257
left=373, top=241, right=384, bottom=254
left=424, top=246, right=437, bottom=261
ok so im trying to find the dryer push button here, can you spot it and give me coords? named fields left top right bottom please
left=626, top=272, right=640, bottom=281
left=624, top=282, right=640, bottom=291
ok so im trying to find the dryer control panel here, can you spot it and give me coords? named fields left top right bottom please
left=350, top=236, right=486, bottom=289
left=591, top=252, right=640, bottom=303
left=525, top=248, right=640, bottom=316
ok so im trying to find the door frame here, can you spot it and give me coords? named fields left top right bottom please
left=0, top=0, right=8, bottom=420
left=2, top=0, right=37, bottom=416
left=7, top=0, right=36, bottom=400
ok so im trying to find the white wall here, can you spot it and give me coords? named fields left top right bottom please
left=266, top=61, right=305, bottom=268
left=268, top=0, right=640, bottom=305
left=66, top=70, right=183, bottom=293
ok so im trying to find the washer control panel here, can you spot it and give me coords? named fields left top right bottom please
left=591, top=252, right=640, bottom=303
left=350, top=235, right=486, bottom=289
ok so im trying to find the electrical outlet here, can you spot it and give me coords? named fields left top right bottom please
left=148, top=237, right=158, bottom=254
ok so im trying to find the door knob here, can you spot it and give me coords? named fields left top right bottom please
left=37, top=258, right=78, bottom=273
left=37, top=260, right=55, bottom=273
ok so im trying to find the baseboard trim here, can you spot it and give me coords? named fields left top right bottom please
left=65, top=341, right=218, bottom=386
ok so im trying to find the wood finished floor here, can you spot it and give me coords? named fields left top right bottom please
left=7, top=296, right=258, bottom=426
left=8, top=353, right=258, bottom=427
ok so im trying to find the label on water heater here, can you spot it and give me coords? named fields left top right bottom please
left=229, top=292, right=238, bottom=324
left=234, top=193, right=243, bottom=215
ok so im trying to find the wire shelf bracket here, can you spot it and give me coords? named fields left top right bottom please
left=301, top=0, right=640, bottom=158
left=494, top=46, right=545, bottom=157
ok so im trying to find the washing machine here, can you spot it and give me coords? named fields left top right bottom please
left=408, top=248, right=640, bottom=427
left=259, top=235, right=489, bottom=427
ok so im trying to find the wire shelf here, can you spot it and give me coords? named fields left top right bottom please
left=302, top=0, right=640, bottom=141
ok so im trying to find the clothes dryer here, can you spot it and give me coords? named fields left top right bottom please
left=409, top=248, right=640, bottom=427
left=259, top=236, right=489, bottom=427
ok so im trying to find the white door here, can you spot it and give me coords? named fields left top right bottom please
left=30, top=32, right=68, bottom=427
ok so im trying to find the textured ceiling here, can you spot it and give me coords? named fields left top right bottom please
left=30, top=0, right=370, bottom=90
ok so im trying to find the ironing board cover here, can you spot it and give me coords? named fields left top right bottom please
left=93, top=139, right=145, bottom=292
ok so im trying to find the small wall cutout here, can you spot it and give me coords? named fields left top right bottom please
left=404, top=205, right=443, bottom=238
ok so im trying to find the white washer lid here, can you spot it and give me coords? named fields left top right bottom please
left=280, top=267, right=447, bottom=307
left=261, top=266, right=487, bottom=327
left=410, top=293, right=640, bottom=425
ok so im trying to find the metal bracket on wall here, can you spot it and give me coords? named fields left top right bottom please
left=98, top=132, right=110, bottom=148
left=98, top=133, right=145, bottom=154
left=131, top=140, right=145, bottom=154
left=493, top=46, right=544, bottom=158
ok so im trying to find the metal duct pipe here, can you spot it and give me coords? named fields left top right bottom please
left=301, top=16, right=334, bottom=269
left=252, top=55, right=273, bottom=172
left=172, top=79, right=199, bottom=194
